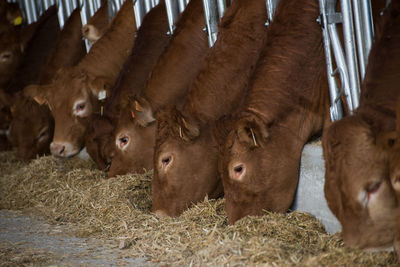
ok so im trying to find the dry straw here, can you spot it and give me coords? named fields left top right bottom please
left=0, top=151, right=396, bottom=266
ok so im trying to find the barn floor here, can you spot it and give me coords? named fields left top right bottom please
left=0, top=149, right=397, bottom=266
left=0, top=210, right=152, bottom=266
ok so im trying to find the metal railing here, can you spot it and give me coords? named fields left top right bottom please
left=318, top=0, right=375, bottom=121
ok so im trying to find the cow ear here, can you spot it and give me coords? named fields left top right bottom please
left=322, top=125, right=344, bottom=221
left=23, top=84, right=49, bottom=105
left=176, top=114, right=200, bottom=141
left=130, top=97, right=155, bottom=127
left=88, top=76, right=111, bottom=100
left=236, top=117, right=269, bottom=148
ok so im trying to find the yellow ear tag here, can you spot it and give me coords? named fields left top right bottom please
left=13, top=16, right=22, bottom=26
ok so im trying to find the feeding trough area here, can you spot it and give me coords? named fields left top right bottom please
left=0, top=0, right=399, bottom=265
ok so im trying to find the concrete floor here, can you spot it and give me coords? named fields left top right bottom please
left=292, top=143, right=341, bottom=234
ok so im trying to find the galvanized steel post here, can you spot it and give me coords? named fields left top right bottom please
left=265, top=0, right=278, bottom=26
left=340, top=0, right=360, bottom=110
left=22, top=0, right=39, bottom=24
left=202, top=0, right=218, bottom=47
left=165, top=0, right=179, bottom=34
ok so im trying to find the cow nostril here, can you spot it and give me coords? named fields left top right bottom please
left=234, top=165, right=243, bottom=173
left=162, top=156, right=171, bottom=167
left=231, top=163, right=246, bottom=181
left=59, top=146, right=65, bottom=155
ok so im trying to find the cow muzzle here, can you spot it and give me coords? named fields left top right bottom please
left=50, top=141, right=80, bottom=158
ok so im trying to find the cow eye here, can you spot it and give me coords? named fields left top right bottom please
left=366, top=180, right=382, bottom=195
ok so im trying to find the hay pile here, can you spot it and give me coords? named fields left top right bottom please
left=0, top=151, right=397, bottom=265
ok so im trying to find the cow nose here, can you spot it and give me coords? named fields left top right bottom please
left=231, top=163, right=246, bottom=181
left=154, top=209, right=169, bottom=218
left=50, top=142, right=66, bottom=157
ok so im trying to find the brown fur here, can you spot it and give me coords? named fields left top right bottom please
left=108, top=0, right=209, bottom=177
left=152, top=0, right=268, bottom=217
left=0, top=22, right=21, bottom=89
left=9, top=8, right=86, bottom=160
left=24, top=0, right=136, bottom=158
left=82, top=0, right=109, bottom=45
left=85, top=0, right=171, bottom=170
left=322, top=0, right=400, bottom=250
left=219, top=0, right=330, bottom=224
left=4, top=6, right=60, bottom=94
left=0, top=6, right=59, bottom=151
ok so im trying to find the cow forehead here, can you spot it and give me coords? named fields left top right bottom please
left=48, top=76, right=90, bottom=108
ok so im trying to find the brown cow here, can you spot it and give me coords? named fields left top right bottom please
left=108, top=0, right=209, bottom=177
left=219, top=0, right=330, bottom=224
left=82, top=0, right=109, bottom=45
left=8, top=7, right=86, bottom=160
left=152, top=0, right=268, bottom=217
left=323, top=0, right=400, bottom=251
left=4, top=5, right=59, bottom=95
left=24, top=0, right=136, bottom=158
left=85, top=0, right=171, bottom=170
left=0, top=5, right=59, bottom=151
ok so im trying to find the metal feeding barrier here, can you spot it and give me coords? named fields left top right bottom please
left=8, top=0, right=374, bottom=119
left=318, top=0, right=376, bottom=121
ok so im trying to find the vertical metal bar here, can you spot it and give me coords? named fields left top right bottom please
left=57, top=0, right=66, bottom=28
left=202, top=0, right=218, bottom=47
left=133, top=0, right=145, bottom=29
left=318, top=0, right=343, bottom=121
left=340, top=0, right=360, bottom=110
left=351, top=0, right=366, bottom=79
left=216, top=0, right=225, bottom=19
left=165, top=0, right=179, bottom=34
left=178, top=0, right=185, bottom=13
left=265, top=0, right=278, bottom=26
left=144, top=0, right=152, bottom=13
left=22, top=0, right=39, bottom=24
left=360, top=0, right=374, bottom=70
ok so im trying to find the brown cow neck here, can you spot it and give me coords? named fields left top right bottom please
left=77, top=0, right=136, bottom=86
left=37, top=8, right=85, bottom=85
left=140, top=0, right=208, bottom=113
left=180, top=0, right=268, bottom=127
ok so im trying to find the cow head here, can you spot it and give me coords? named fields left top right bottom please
left=220, top=114, right=302, bottom=224
left=24, top=68, right=112, bottom=158
left=323, top=116, right=398, bottom=250
left=152, top=107, right=223, bottom=217
left=8, top=94, right=53, bottom=160
left=108, top=97, right=156, bottom=177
